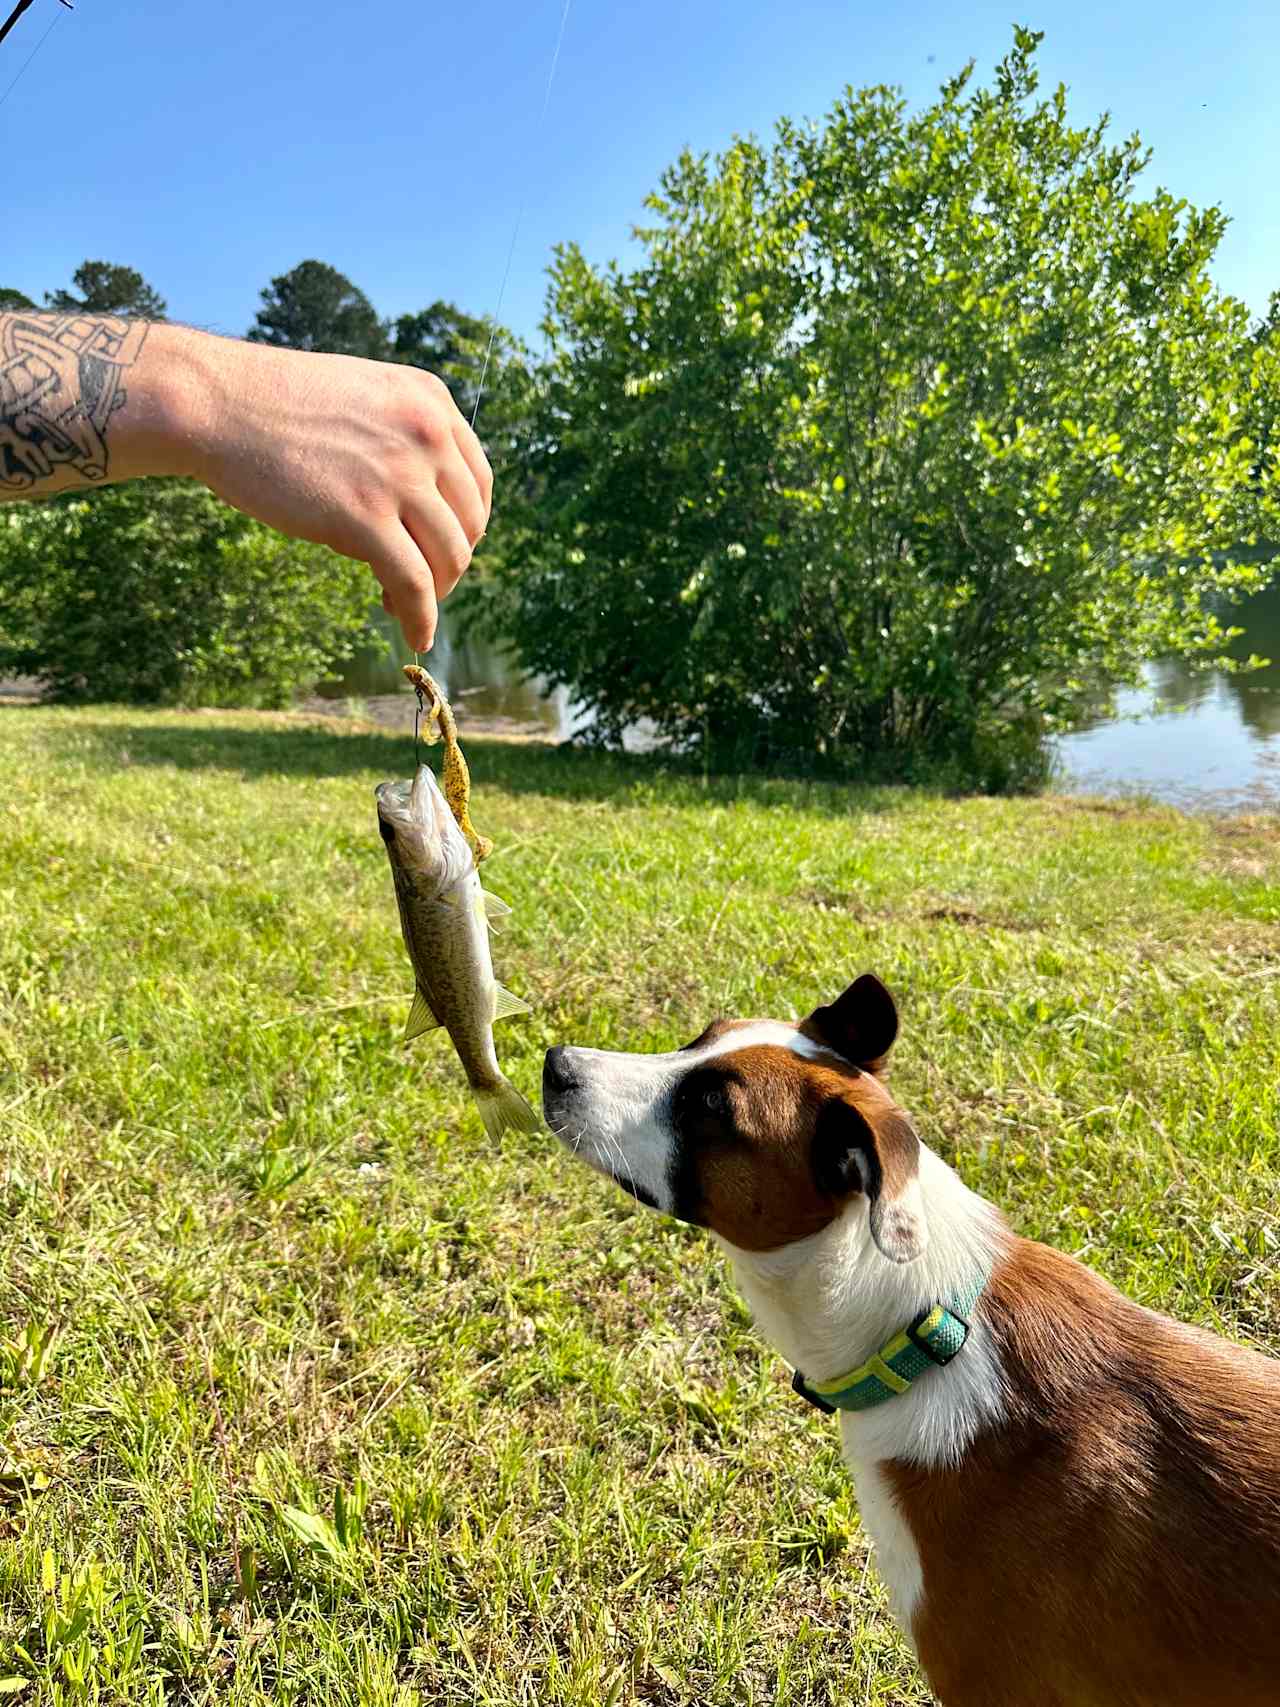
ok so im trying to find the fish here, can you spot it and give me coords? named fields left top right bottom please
left=376, top=762, right=538, bottom=1140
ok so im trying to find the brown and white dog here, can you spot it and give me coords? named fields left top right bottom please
left=542, top=973, right=1280, bottom=1707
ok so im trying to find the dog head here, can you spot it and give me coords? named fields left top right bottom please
left=543, top=973, right=926, bottom=1264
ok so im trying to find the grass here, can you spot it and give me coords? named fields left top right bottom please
left=1, top=703, right=1278, bottom=1706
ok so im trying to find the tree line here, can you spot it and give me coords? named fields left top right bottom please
left=3, top=29, right=1278, bottom=786
left=0, top=262, right=516, bottom=708
left=0, top=258, right=494, bottom=421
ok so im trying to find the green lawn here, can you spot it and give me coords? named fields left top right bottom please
left=1, top=705, right=1278, bottom=1706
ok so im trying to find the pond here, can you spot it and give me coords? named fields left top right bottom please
left=1056, top=581, right=1280, bottom=810
left=321, top=582, right=1280, bottom=811
left=319, top=608, right=575, bottom=738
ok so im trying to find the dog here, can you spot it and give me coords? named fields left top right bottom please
left=542, top=972, right=1280, bottom=1707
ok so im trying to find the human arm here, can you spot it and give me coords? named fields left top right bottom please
left=0, top=310, right=491, bottom=652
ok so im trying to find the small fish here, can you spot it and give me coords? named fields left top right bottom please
left=376, top=763, right=538, bottom=1139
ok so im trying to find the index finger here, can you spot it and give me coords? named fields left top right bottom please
left=370, top=525, right=441, bottom=654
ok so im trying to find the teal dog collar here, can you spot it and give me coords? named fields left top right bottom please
left=792, top=1268, right=989, bottom=1415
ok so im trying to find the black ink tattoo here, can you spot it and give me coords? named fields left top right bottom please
left=0, top=312, right=150, bottom=491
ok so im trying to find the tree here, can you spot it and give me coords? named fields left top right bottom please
left=0, top=287, right=35, bottom=311
left=472, top=30, right=1279, bottom=786
left=45, top=260, right=167, bottom=319
left=0, top=482, right=376, bottom=706
left=392, top=300, right=492, bottom=418
left=247, top=260, right=387, bottom=357
left=1249, top=294, right=1280, bottom=484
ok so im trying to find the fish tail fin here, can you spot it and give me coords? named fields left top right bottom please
left=473, top=1077, right=541, bottom=1141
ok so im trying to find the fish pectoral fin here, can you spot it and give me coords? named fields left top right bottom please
left=404, top=987, right=442, bottom=1042
left=492, top=983, right=531, bottom=1022
left=481, top=889, right=512, bottom=932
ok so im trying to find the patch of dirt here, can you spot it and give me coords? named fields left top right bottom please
left=0, top=677, right=42, bottom=705
left=1122, top=919, right=1280, bottom=971
left=1213, top=816, right=1280, bottom=842
left=1198, top=816, right=1280, bottom=883
left=791, top=889, right=1035, bottom=932
left=1194, top=920, right=1280, bottom=962
left=1039, top=794, right=1165, bottom=821
left=1, top=680, right=553, bottom=744
left=1201, top=853, right=1277, bottom=881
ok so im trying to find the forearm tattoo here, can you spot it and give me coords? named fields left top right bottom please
left=0, top=311, right=150, bottom=491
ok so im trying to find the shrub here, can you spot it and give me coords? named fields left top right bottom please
left=0, top=481, right=376, bottom=706
left=473, top=30, right=1280, bottom=787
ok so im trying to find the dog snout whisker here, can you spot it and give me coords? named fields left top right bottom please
left=545, top=1110, right=590, bottom=1157
left=601, top=1130, right=639, bottom=1197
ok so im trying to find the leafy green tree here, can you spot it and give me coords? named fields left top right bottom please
left=0, top=483, right=376, bottom=706
left=476, top=30, right=1278, bottom=786
left=392, top=300, right=492, bottom=417
left=45, top=261, right=167, bottom=319
left=0, top=287, right=35, bottom=311
left=388, top=302, right=540, bottom=596
left=1249, top=294, right=1280, bottom=483
left=247, top=260, right=387, bottom=357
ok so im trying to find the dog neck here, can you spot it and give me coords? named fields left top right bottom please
left=719, top=1142, right=1011, bottom=1468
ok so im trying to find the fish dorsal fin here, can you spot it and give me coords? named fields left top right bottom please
left=482, top=889, right=512, bottom=932
left=404, top=988, right=442, bottom=1042
left=492, top=983, right=531, bottom=1022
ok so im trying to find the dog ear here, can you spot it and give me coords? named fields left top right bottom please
left=811, top=1096, right=927, bottom=1264
left=801, top=972, right=899, bottom=1073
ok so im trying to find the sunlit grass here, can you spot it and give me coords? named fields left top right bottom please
left=1, top=705, right=1277, bottom=1703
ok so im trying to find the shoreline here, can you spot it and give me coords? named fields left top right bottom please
left=4, top=684, right=1278, bottom=814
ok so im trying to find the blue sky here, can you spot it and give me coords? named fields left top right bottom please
left=3, top=0, right=1277, bottom=347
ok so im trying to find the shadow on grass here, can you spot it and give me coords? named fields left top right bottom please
left=32, top=708, right=924, bottom=817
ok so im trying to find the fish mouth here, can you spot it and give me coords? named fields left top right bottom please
left=375, top=770, right=436, bottom=822
left=375, top=768, right=457, bottom=863
left=375, top=779, right=410, bottom=810
left=375, top=779, right=423, bottom=853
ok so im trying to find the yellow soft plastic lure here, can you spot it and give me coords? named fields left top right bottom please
left=402, top=664, right=494, bottom=864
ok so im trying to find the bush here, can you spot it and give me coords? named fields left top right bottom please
left=473, top=30, right=1280, bottom=788
left=0, top=481, right=377, bottom=706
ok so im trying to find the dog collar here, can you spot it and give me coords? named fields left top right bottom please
left=791, top=1266, right=990, bottom=1415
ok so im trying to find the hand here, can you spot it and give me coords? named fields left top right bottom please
left=154, top=329, right=492, bottom=652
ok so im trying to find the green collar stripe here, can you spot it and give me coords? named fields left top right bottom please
left=793, top=1268, right=990, bottom=1416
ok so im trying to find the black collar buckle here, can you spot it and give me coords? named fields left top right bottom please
left=905, top=1306, right=970, bottom=1368
left=791, top=1367, right=837, bottom=1414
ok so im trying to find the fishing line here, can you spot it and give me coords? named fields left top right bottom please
left=412, top=651, right=426, bottom=767
left=468, top=0, right=573, bottom=433
left=408, top=0, right=572, bottom=771
left=0, top=2, right=64, bottom=115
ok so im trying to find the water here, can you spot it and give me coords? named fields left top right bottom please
left=324, top=583, right=1280, bottom=809
left=321, top=607, right=660, bottom=749
left=1056, top=581, right=1280, bottom=810
left=318, top=608, right=574, bottom=737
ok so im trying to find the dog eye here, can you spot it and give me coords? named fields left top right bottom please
left=703, top=1088, right=725, bottom=1115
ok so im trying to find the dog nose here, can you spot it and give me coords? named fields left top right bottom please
left=543, top=1047, right=578, bottom=1097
